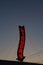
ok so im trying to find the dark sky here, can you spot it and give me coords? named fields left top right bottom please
left=0, top=0, right=43, bottom=64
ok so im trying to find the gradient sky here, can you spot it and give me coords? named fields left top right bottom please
left=0, top=0, right=43, bottom=64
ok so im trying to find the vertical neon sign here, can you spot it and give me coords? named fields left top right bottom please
left=16, top=26, right=25, bottom=62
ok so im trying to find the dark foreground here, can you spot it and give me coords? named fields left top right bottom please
left=0, top=60, right=43, bottom=65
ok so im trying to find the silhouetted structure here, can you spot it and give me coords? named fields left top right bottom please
left=0, top=60, right=43, bottom=65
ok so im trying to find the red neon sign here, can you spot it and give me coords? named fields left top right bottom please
left=16, top=26, right=25, bottom=62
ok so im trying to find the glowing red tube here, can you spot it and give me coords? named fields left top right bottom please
left=16, top=26, right=25, bottom=62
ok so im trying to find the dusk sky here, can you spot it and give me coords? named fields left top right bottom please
left=0, top=0, right=43, bottom=64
